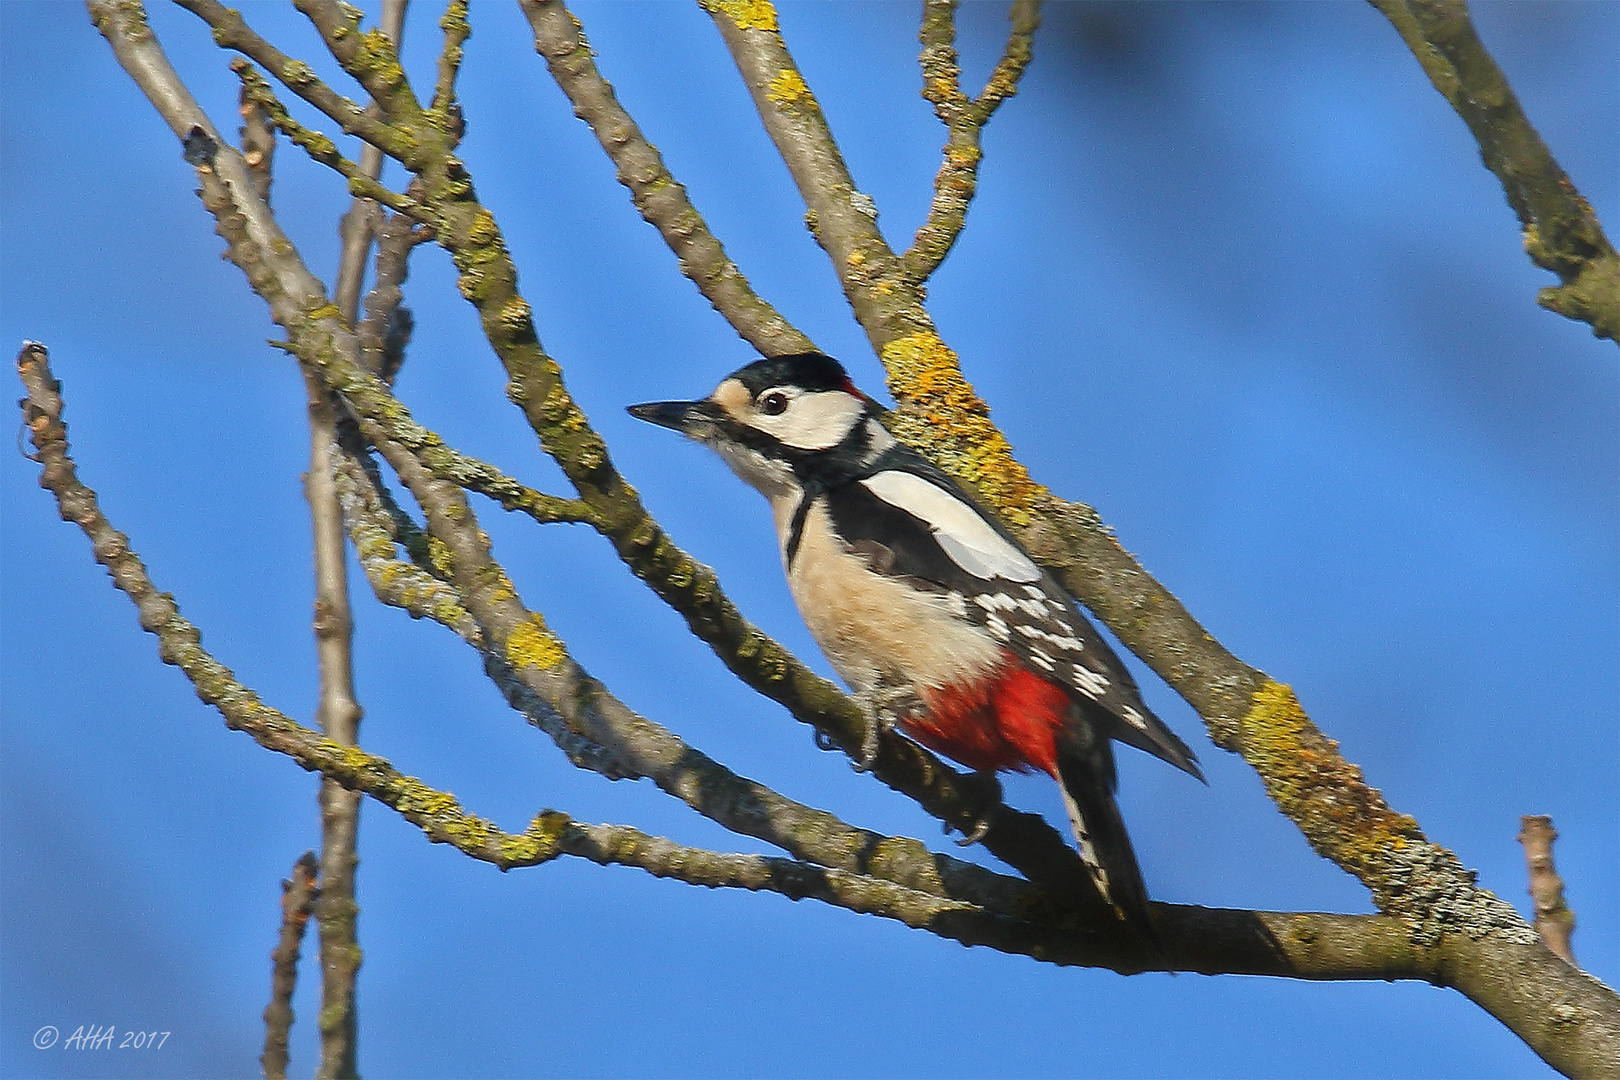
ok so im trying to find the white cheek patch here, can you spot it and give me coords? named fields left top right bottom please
left=858, top=470, right=1042, bottom=583
left=758, top=390, right=866, bottom=451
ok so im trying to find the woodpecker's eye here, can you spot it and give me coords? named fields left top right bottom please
left=759, top=391, right=790, bottom=416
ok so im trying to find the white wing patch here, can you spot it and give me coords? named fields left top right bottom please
left=858, top=471, right=1041, bottom=582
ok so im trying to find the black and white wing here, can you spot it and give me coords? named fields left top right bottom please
left=821, top=448, right=1201, bottom=780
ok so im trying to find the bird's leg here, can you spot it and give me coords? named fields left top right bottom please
left=850, top=678, right=925, bottom=772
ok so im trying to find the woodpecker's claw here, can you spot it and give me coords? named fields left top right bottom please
left=954, top=816, right=993, bottom=846
left=850, top=681, right=923, bottom=773
left=950, top=770, right=1002, bottom=846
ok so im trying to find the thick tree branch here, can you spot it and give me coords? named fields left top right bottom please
left=1369, top=0, right=1619, bottom=343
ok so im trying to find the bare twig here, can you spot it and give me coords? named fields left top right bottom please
left=238, top=87, right=275, bottom=205
left=429, top=0, right=469, bottom=124
left=358, top=211, right=420, bottom=384
left=1369, top=0, right=1619, bottom=342
left=261, top=851, right=318, bottom=1080
left=1518, top=815, right=1578, bottom=966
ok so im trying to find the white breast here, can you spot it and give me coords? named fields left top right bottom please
left=772, top=496, right=1003, bottom=695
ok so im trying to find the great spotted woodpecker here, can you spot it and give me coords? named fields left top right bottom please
left=628, top=353, right=1201, bottom=927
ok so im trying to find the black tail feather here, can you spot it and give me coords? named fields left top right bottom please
left=1053, top=729, right=1154, bottom=937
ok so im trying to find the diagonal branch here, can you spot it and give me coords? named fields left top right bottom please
left=519, top=0, right=813, bottom=357
left=1368, top=0, right=1619, bottom=343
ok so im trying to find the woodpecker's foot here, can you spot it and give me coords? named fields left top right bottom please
left=850, top=682, right=924, bottom=772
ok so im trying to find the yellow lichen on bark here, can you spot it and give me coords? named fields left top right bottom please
left=766, top=69, right=814, bottom=111
left=1239, top=679, right=1421, bottom=886
left=879, top=330, right=1047, bottom=524
left=506, top=612, right=565, bottom=671
left=700, top=0, right=778, bottom=32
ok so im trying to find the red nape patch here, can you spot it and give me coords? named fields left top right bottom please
left=906, top=656, right=1070, bottom=777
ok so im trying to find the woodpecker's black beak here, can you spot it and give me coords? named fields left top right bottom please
left=626, top=399, right=719, bottom=436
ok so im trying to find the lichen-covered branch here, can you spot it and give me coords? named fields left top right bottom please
left=1369, top=0, right=1619, bottom=343
left=519, top=0, right=812, bottom=357
left=901, top=0, right=1040, bottom=282
left=231, top=59, right=423, bottom=218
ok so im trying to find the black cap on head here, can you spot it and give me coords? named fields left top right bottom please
left=729, top=353, right=854, bottom=397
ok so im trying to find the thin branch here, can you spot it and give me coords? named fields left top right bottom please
left=429, top=0, right=469, bottom=125
left=171, top=0, right=411, bottom=162
left=703, top=5, right=911, bottom=349
left=308, top=4, right=406, bottom=1071
left=357, top=210, right=420, bottom=383
left=519, top=0, right=814, bottom=356
left=294, top=0, right=425, bottom=122
left=238, top=86, right=275, bottom=205
left=230, top=60, right=423, bottom=218
left=1369, top=0, right=1619, bottom=343
left=1519, top=815, right=1577, bottom=966
left=261, top=851, right=318, bottom=1080
left=901, top=0, right=1041, bottom=283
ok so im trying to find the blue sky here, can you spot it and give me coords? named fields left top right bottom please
left=2, top=2, right=1615, bottom=1077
